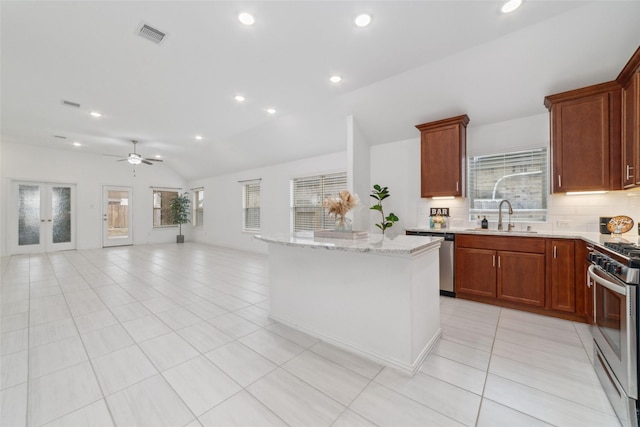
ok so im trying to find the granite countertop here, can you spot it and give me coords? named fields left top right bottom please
left=255, top=232, right=443, bottom=255
left=404, top=227, right=640, bottom=247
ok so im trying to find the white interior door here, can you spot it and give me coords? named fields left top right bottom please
left=103, top=186, right=134, bottom=247
left=12, top=181, right=76, bottom=254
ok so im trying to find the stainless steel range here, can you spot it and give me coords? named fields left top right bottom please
left=589, top=242, right=640, bottom=427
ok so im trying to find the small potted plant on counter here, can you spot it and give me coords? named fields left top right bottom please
left=169, top=192, right=191, bottom=243
left=370, top=184, right=399, bottom=235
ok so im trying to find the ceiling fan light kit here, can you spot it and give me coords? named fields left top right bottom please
left=127, top=154, right=142, bottom=165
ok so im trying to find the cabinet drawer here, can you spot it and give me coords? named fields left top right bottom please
left=456, top=234, right=545, bottom=253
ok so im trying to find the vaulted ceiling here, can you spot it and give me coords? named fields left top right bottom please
left=2, top=1, right=639, bottom=180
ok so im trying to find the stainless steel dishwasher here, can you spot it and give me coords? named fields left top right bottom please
left=406, top=231, right=455, bottom=297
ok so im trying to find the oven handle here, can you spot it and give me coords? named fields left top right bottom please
left=588, top=265, right=627, bottom=296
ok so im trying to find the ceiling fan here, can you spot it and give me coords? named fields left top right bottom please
left=105, top=140, right=163, bottom=165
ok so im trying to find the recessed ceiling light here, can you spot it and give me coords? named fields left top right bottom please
left=235, top=95, right=246, bottom=102
left=354, top=14, right=372, bottom=27
left=238, top=12, right=255, bottom=26
left=195, top=135, right=203, bottom=140
left=266, top=108, right=277, bottom=115
left=155, top=154, right=162, bottom=159
left=501, top=0, right=522, bottom=14
left=329, top=75, right=342, bottom=83
left=90, top=111, right=102, bottom=118
left=72, top=142, right=82, bottom=147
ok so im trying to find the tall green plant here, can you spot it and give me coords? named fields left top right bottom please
left=369, top=184, right=399, bottom=235
left=169, top=192, right=191, bottom=237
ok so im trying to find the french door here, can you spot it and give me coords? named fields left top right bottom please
left=12, top=181, right=76, bottom=254
left=103, top=186, right=134, bottom=247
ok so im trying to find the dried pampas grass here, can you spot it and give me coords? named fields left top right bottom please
left=322, top=190, right=359, bottom=218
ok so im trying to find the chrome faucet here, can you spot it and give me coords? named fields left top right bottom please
left=497, top=199, right=514, bottom=231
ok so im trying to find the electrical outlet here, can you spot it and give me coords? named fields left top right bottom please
left=452, top=219, right=463, bottom=227
left=557, top=220, right=571, bottom=228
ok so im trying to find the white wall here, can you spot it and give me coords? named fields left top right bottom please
left=347, top=115, right=371, bottom=231
left=188, top=151, right=347, bottom=254
left=0, top=142, right=187, bottom=256
left=370, top=113, right=640, bottom=235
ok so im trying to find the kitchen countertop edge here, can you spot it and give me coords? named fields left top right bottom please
left=405, top=227, right=639, bottom=247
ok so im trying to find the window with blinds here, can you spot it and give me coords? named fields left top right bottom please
left=291, top=172, right=347, bottom=232
left=153, top=190, right=178, bottom=227
left=468, top=148, right=548, bottom=222
left=242, top=182, right=261, bottom=232
left=193, top=189, right=204, bottom=227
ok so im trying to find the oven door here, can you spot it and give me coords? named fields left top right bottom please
left=590, top=264, right=637, bottom=399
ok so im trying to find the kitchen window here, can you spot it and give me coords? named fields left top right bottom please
left=468, top=148, right=548, bottom=222
left=242, top=180, right=261, bottom=232
left=153, top=190, right=178, bottom=227
left=291, top=172, right=347, bottom=232
left=193, top=188, right=204, bottom=227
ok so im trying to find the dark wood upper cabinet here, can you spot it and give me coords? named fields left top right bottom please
left=618, top=46, right=640, bottom=188
left=544, top=82, right=622, bottom=193
left=416, top=115, right=469, bottom=198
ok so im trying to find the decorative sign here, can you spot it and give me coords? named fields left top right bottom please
left=429, top=208, right=450, bottom=217
left=429, top=207, right=450, bottom=229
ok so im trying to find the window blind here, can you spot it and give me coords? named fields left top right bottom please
left=153, top=190, right=178, bottom=226
left=291, top=172, right=347, bottom=232
left=243, top=182, right=260, bottom=231
left=468, top=148, right=548, bottom=222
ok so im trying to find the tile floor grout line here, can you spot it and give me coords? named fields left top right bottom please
left=472, top=304, right=501, bottom=427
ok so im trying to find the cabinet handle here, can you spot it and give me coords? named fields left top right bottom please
left=553, top=245, right=557, bottom=259
left=456, top=182, right=459, bottom=192
left=558, top=175, right=562, bottom=188
left=626, top=165, right=634, bottom=180
left=492, top=255, right=495, bottom=267
left=498, top=256, right=501, bottom=268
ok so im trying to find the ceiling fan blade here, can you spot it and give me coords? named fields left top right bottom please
left=117, top=159, right=128, bottom=162
left=102, top=154, right=126, bottom=158
left=143, top=158, right=163, bottom=162
left=141, top=160, right=153, bottom=165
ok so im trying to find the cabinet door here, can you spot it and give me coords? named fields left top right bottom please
left=497, top=251, right=545, bottom=307
left=420, top=125, right=463, bottom=197
left=548, top=240, right=576, bottom=313
left=551, top=92, right=611, bottom=192
left=455, top=247, right=496, bottom=298
left=623, top=72, right=639, bottom=187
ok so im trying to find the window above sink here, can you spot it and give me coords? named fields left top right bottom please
left=468, top=148, right=548, bottom=223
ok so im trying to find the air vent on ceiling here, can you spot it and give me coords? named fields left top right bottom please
left=62, top=100, right=81, bottom=108
left=137, top=23, right=166, bottom=44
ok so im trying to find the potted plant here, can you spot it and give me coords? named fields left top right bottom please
left=370, top=184, right=399, bottom=235
left=169, top=192, right=191, bottom=243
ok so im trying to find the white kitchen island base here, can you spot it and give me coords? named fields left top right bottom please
left=257, top=234, right=442, bottom=376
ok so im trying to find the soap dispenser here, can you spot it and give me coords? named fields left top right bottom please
left=481, top=216, right=488, bottom=229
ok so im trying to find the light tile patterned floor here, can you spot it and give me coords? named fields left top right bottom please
left=0, top=243, right=620, bottom=426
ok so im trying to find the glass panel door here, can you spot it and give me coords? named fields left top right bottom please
left=12, top=182, right=76, bottom=254
left=18, top=184, right=42, bottom=248
left=103, top=186, right=134, bottom=247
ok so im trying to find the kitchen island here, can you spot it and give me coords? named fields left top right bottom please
left=255, top=232, right=442, bottom=375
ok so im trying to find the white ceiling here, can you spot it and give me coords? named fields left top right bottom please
left=2, top=1, right=640, bottom=180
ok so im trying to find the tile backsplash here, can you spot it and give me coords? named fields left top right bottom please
left=417, top=189, right=640, bottom=234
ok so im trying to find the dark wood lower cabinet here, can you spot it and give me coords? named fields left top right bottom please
left=547, top=239, right=576, bottom=313
left=455, top=234, right=588, bottom=323
left=498, top=251, right=545, bottom=307
left=455, top=247, right=496, bottom=298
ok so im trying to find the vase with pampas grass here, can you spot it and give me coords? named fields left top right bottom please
left=322, top=190, right=359, bottom=232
